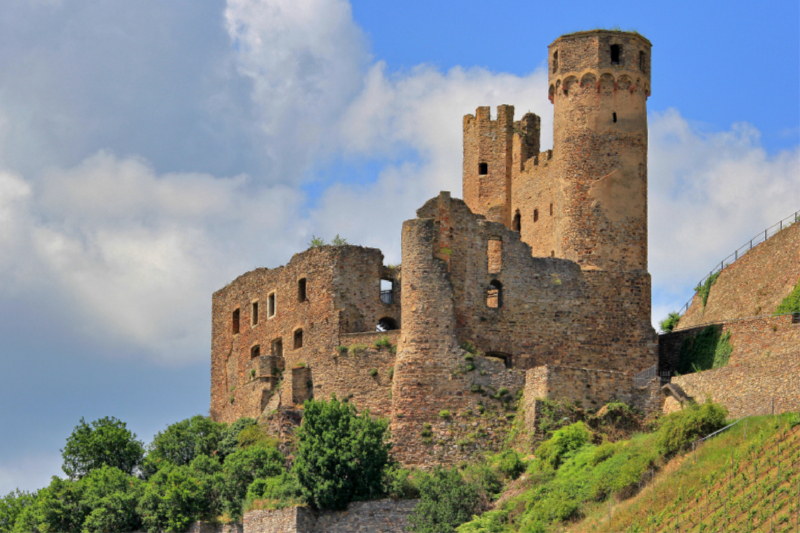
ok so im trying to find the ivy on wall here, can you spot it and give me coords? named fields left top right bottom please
left=676, top=325, right=733, bottom=375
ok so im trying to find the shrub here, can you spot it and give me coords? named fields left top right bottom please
left=331, top=234, right=348, bottom=246
left=383, top=466, right=421, bottom=500
left=293, top=397, right=391, bottom=510
left=694, top=271, right=720, bottom=307
left=463, top=352, right=475, bottom=362
left=336, top=345, right=348, bottom=354
left=61, top=416, right=145, bottom=480
left=221, top=446, right=285, bottom=519
left=462, top=463, right=502, bottom=499
left=245, top=472, right=305, bottom=510
left=308, top=235, right=325, bottom=247
left=659, top=311, right=681, bottom=332
left=369, top=368, right=378, bottom=377
left=137, top=462, right=217, bottom=533
left=496, top=449, right=525, bottom=480
left=348, top=344, right=369, bottom=355
left=408, top=468, right=484, bottom=533
left=439, top=410, right=451, bottom=420
left=217, top=418, right=257, bottom=458
left=534, top=421, right=592, bottom=470
left=142, top=415, right=225, bottom=477
left=655, top=401, right=727, bottom=457
left=387, top=367, right=394, bottom=380
left=374, top=336, right=392, bottom=349
left=79, top=465, right=144, bottom=533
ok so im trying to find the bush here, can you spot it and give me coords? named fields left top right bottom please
left=462, top=463, right=502, bottom=499
left=655, top=401, right=727, bottom=456
left=143, top=415, right=225, bottom=477
left=137, top=462, right=217, bottom=533
left=61, top=416, right=145, bottom=480
left=374, top=336, right=392, bottom=349
left=221, top=446, right=285, bottom=519
left=659, top=311, right=681, bottom=333
left=78, top=466, right=143, bottom=533
left=496, top=449, right=525, bottom=480
left=534, top=422, right=592, bottom=470
left=383, top=466, right=421, bottom=500
left=293, top=397, right=391, bottom=510
left=439, top=410, right=451, bottom=420
left=408, top=468, right=484, bottom=533
left=217, top=418, right=257, bottom=458
left=370, top=368, right=379, bottom=377
left=245, top=472, right=305, bottom=510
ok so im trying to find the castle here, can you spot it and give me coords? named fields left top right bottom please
left=210, top=30, right=696, bottom=467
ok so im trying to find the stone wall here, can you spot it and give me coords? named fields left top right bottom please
left=244, top=500, right=418, bottom=533
left=211, top=246, right=400, bottom=423
left=660, top=314, right=800, bottom=418
left=676, top=222, right=800, bottom=330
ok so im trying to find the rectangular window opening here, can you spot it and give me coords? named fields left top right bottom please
left=487, top=238, right=502, bottom=274
left=272, top=338, right=283, bottom=358
left=380, top=279, right=394, bottom=304
left=251, top=345, right=260, bottom=358
left=478, top=162, right=488, bottom=175
left=251, top=301, right=259, bottom=326
left=549, top=203, right=553, bottom=216
left=294, top=329, right=303, bottom=349
left=298, top=278, right=307, bottom=302
left=552, top=50, right=558, bottom=73
left=268, top=292, right=276, bottom=318
left=610, top=44, right=621, bottom=65
left=639, top=51, right=646, bottom=72
left=232, top=309, right=240, bottom=334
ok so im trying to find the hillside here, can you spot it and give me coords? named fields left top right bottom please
left=568, top=413, right=800, bottom=533
left=677, top=220, right=799, bottom=330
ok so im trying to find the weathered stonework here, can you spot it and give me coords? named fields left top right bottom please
left=212, top=30, right=665, bottom=468
left=243, top=500, right=418, bottom=533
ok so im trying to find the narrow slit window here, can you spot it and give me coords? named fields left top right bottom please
left=478, top=162, right=488, bottom=175
left=512, top=210, right=521, bottom=232
left=232, top=309, right=240, bottom=334
left=294, top=329, right=303, bottom=349
left=272, top=338, right=283, bottom=358
left=639, top=51, right=646, bottom=72
left=251, top=345, right=260, bottom=358
left=610, top=44, right=621, bottom=65
left=268, top=292, right=276, bottom=318
left=552, top=50, right=558, bottom=73
left=549, top=203, right=554, bottom=216
left=534, top=209, right=539, bottom=223
left=487, top=239, right=502, bottom=274
left=380, top=279, right=394, bottom=304
left=298, top=278, right=307, bottom=302
left=551, top=251, right=555, bottom=257
left=251, top=301, right=259, bottom=326
left=487, top=280, right=503, bottom=309
left=613, top=112, right=617, bottom=123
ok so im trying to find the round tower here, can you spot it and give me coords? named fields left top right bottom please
left=549, top=30, right=651, bottom=272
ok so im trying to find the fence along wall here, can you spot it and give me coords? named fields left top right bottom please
left=660, top=314, right=800, bottom=418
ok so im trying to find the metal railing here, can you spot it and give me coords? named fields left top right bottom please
left=677, top=209, right=800, bottom=316
left=633, top=365, right=672, bottom=388
left=380, top=290, right=393, bottom=305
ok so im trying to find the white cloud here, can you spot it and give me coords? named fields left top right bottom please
left=0, top=453, right=62, bottom=494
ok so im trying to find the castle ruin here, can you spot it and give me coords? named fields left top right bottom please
left=211, top=30, right=662, bottom=467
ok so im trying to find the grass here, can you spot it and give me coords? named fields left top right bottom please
left=569, top=413, right=800, bottom=533
left=774, top=276, right=800, bottom=315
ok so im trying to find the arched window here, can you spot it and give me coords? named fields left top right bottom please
left=485, top=351, right=513, bottom=369
left=377, top=317, right=398, bottom=332
left=298, top=278, right=307, bottom=302
left=534, top=209, right=539, bottom=223
left=294, top=329, right=303, bottom=349
left=251, top=345, right=260, bottom=358
left=487, top=280, right=503, bottom=309
left=232, top=309, right=240, bottom=334
left=512, top=210, right=521, bottom=232
left=478, top=162, right=488, bottom=175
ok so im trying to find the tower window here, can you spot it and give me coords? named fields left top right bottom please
left=551, top=251, right=555, bottom=257
left=268, top=292, right=276, bottom=318
left=552, top=50, right=558, bottom=73
left=534, top=209, right=539, bottom=222
left=251, top=301, right=259, bottom=326
left=298, top=278, right=307, bottom=302
left=272, top=338, right=283, bottom=357
left=487, top=280, right=503, bottom=309
left=232, top=309, right=240, bottom=334
left=639, top=51, right=646, bottom=72
left=294, top=329, right=303, bottom=349
left=610, top=45, right=621, bottom=65
left=251, top=345, right=260, bottom=358
left=550, top=203, right=554, bottom=216
left=377, top=317, right=398, bottom=331
left=478, top=162, right=488, bottom=175
left=613, top=112, right=617, bottom=123
left=380, top=279, right=394, bottom=304
left=512, top=210, right=521, bottom=231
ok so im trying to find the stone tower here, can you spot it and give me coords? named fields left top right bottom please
left=549, top=31, right=652, bottom=271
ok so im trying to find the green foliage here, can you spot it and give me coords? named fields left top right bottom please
left=331, top=234, right=348, bottom=246
left=77, top=466, right=143, bottom=533
left=19, top=476, right=87, bottom=533
left=659, top=311, right=681, bottom=333
left=533, top=421, right=591, bottom=470
left=655, top=401, right=728, bottom=457
left=217, top=418, right=257, bottom=458
left=438, top=410, right=451, bottom=420
left=221, top=446, right=285, bottom=519
left=238, top=424, right=279, bottom=450
left=383, top=466, right=421, bottom=500
left=336, top=345, right=348, bottom=354
left=61, top=416, right=145, bottom=480
left=456, top=510, right=510, bottom=533
left=459, top=341, right=479, bottom=355
left=408, top=468, right=484, bottom=533
left=245, top=472, right=305, bottom=510
left=495, top=450, right=525, bottom=480
left=374, top=336, right=392, bottom=349
left=293, top=397, right=391, bottom=510
left=774, top=276, right=800, bottom=315
left=387, top=366, right=394, bottom=380
left=308, top=235, right=325, bottom=247
left=676, top=325, right=733, bottom=374
left=0, top=490, right=37, bottom=533
left=348, top=344, right=369, bottom=355
left=369, top=368, right=378, bottom=377
left=694, top=271, right=720, bottom=307
left=462, top=463, right=502, bottom=499
left=143, top=415, right=225, bottom=477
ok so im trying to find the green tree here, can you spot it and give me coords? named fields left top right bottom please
left=408, top=468, right=484, bottom=533
left=293, top=397, right=391, bottom=510
left=245, top=472, right=305, bottom=510
left=61, top=416, right=144, bottom=480
left=137, top=462, right=216, bottom=533
left=78, top=466, right=142, bottom=533
left=0, top=490, right=37, bottom=533
left=217, top=417, right=257, bottom=458
left=221, top=447, right=285, bottom=519
left=18, top=477, right=87, bottom=533
left=143, top=415, right=225, bottom=477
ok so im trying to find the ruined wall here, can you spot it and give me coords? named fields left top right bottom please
left=663, top=315, right=800, bottom=417
left=243, top=500, right=418, bottom=533
left=416, top=193, right=657, bottom=375
left=211, top=246, right=400, bottom=423
left=676, top=222, right=800, bottom=330
left=511, top=149, right=557, bottom=258
left=549, top=31, right=651, bottom=272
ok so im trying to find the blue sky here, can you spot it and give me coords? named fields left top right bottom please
left=0, top=0, right=797, bottom=492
